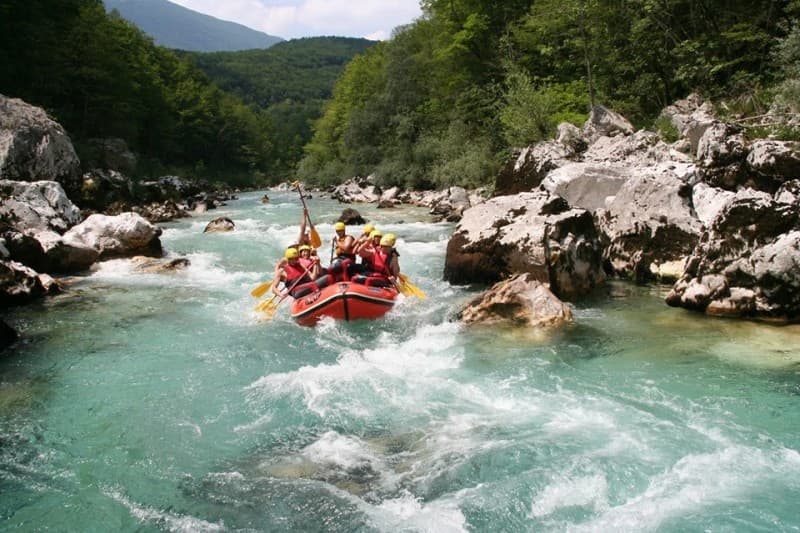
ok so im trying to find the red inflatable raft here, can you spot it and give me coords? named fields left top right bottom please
left=290, top=281, right=399, bottom=326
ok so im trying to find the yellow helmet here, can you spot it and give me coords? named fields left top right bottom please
left=298, top=244, right=311, bottom=252
left=334, top=221, right=346, bottom=231
left=363, top=224, right=375, bottom=234
left=369, top=230, right=383, bottom=239
left=380, top=234, right=396, bottom=247
left=284, top=247, right=299, bottom=259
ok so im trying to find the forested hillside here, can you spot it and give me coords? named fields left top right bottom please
left=0, top=0, right=280, bottom=186
left=299, top=0, right=800, bottom=189
left=185, top=38, right=374, bottom=176
left=103, top=0, right=283, bottom=52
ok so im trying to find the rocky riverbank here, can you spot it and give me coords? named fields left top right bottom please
left=3, top=91, right=800, bottom=345
left=321, top=95, right=800, bottom=325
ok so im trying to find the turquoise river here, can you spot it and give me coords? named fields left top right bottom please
left=2, top=190, right=800, bottom=532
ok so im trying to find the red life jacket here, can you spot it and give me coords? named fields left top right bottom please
left=371, top=248, right=394, bottom=276
left=283, top=261, right=309, bottom=285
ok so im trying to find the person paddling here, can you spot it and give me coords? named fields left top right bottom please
left=329, top=221, right=359, bottom=280
left=353, top=233, right=400, bottom=287
left=272, top=247, right=320, bottom=299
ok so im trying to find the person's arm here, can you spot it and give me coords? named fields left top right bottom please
left=358, top=245, right=375, bottom=260
left=389, top=252, right=400, bottom=277
left=298, top=208, right=308, bottom=245
left=271, top=269, right=286, bottom=296
left=340, top=235, right=356, bottom=254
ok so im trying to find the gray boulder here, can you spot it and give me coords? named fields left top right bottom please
left=331, top=177, right=381, bottom=203
left=457, top=273, right=573, bottom=327
left=597, top=171, right=703, bottom=281
left=666, top=194, right=800, bottom=320
left=0, top=179, right=81, bottom=233
left=86, top=138, right=137, bottom=174
left=696, top=122, right=748, bottom=190
left=582, top=105, right=635, bottom=143
left=540, top=163, right=631, bottom=212
left=203, top=217, right=235, bottom=233
left=62, top=212, right=162, bottom=259
left=659, top=93, right=716, bottom=154
left=0, top=95, right=82, bottom=198
left=0, top=260, right=61, bottom=306
left=747, top=139, right=800, bottom=181
left=443, top=190, right=605, bottom=299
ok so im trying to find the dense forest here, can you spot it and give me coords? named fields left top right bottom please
left=0, top=0, right=369, bottom=187
left=298, top=0, right=800, bottom=189
left=183, top=38, right=374, bottom=177
left=1, top=0, right=799, bottom=190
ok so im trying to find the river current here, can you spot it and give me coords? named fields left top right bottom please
left=2, top=190, right=800, bottom=532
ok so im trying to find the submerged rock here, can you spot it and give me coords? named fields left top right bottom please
left=0, top=318, right=18, bottom=350
left=203, top=217, right=235, bottom=233
left=458, top=273, right=573, bottom=327
left=131, top=256, right=190, bottom=273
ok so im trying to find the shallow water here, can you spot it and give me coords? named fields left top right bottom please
left=2, top=190, right=800, bottom=532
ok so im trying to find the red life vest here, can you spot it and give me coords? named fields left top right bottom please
left=283, top=261, right=309, bottom=285
left=371, top=248, right=394, bottom=276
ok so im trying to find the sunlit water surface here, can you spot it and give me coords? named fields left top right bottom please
left=2, top=191, right=800, bottom=532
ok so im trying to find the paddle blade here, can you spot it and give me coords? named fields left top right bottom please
left=309, top=226, right=322, bottom=248
left=250, top=281, right=272, bottom=298
left=255, top=296, right=276, bottom=312
left=398, top=274, right=427, bottom=299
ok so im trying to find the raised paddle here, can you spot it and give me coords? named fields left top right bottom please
left=294, top=182, right=322, bottom=248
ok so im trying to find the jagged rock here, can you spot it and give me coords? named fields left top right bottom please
left=0, top=238, right=8, bottom=259
left=747, top=139, right=800, bottom=181
left=443, top=190, right=605, bottom=299
left=62, top=212, right=162, bottom=259
left=597, top=171, right=702, bottom=282
left=331, top=177, right=381, bottom=203
left=0, top=95, right=82, bottom=197
left=138, top=175, right=202, bottom=203
left=86, top=138, right=137, bottom=174
left=79, top=169, right=136, bottom=211
left=429, top=187, right=472, bottom=222
left=131, top=200, right=189, bottom=223
left=666, top=194, right=800, bottom=320
left=556, top=122, right=587, bottom=153
left=659, top=93, right=717, bottom=153
left=494, top=140, right=575, bottom=196
left=203, top=217, right=235, bottom=233
left=458, top=273, right=573, bottom=327
left=540, top=163, right=631, bottom=212
left=337, top=208, right=365, bottom=225
left=131, top=256, right=190, bottom=273
left=0, top=260, right=60, bottom=306
left=775, top=179, right=800, bottom=205
left=0, top=318, right=18, bottom=350
left=0, top=180, right=81, bottom=233
left=583, top=105, right=635, bottom=142
left=696, top=122, right=748, bottom=190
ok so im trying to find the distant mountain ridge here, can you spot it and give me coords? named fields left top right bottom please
left=103, top=0, right=282, bottom=52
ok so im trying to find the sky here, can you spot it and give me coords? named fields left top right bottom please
left=168, top=0, right=424, bottom=41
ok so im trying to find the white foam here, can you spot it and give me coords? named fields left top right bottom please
left=531, top=474, right=609, bottom=518
left=104, top=487, right=225, bottom=532
left=367, top=492, right=468, bottom=533
left=568, top=445, right=799, bottom=531
left=302, top=431, right=387, bottom=474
